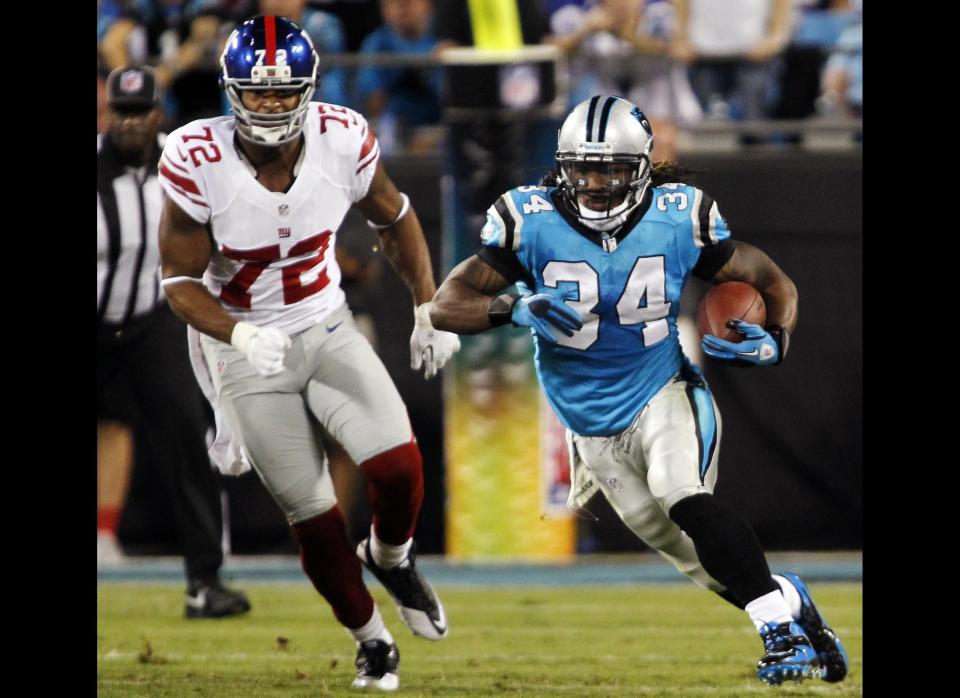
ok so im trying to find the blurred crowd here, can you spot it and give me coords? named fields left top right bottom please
left=98, top=0, right=862, bottom=156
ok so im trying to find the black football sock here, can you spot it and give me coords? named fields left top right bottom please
left=668, top=493, right=779, bottom=605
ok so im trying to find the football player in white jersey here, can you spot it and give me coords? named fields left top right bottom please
left=157, top=15, right=460, bottom=691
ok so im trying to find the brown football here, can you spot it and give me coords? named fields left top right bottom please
left=696, top=281, right=766, bottom=341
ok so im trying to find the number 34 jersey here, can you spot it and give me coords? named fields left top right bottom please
left=158, top=103, right=380, bottom=336
left=480, top=185, right=732, bottom=437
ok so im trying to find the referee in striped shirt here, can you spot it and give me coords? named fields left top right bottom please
left=97, top=65, right=249, bottom=618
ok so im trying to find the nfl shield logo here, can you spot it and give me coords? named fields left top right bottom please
left=120, top=70, right=144, bottom=94
left=279, top=204, right=289, bottom=217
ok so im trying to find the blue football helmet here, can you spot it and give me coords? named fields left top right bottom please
left=220, top=15, right=319, bottom=145
left=556, top=95, right=654, bottom=224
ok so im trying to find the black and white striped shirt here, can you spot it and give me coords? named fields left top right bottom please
left=97, top=132, right=166, bottom=326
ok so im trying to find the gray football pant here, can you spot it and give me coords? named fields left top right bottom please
left=200, top=303, right=414, bottom=525
left=567, top=376, right=727, bottom=593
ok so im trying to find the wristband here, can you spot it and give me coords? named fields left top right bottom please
left=765, top=324, right=791, bottom=364
left=230, top=321, right=259, bottom=353
left=488, top=293, right=520, bottom=327
left=413, top=301, right=433, bottom=327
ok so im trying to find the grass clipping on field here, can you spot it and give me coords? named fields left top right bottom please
left=98, top=583, right=862, bottom=697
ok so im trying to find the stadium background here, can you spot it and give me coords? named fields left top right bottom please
left=116, top=150, right=861, bottom=556
left=104, top=0, right=861, bottom=559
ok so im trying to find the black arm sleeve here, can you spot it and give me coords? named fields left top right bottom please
left=477, top=246, right=529, bottom=285
left=692, top=239, right=736, bottom=281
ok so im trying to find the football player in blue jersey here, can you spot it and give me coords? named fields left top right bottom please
left=430, top=95, right=848, bottom=686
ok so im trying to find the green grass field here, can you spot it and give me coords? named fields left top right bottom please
left=97, top=582, right=861, bottom=696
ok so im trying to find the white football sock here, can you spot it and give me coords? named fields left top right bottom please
left=369, top=526, right=413, bottom=569
left=348, top=604, right=394, bottom=645
left=745, top=589, right=795, bottom=632
left=772, top=574, right=804, bottom=619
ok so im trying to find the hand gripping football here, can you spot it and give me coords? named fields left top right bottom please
left=696, top=281, right=766, bottom=342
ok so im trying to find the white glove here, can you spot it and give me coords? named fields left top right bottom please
left=410, top=302, right=461, bottom=379
left=231, top=321, right=291, bottom=377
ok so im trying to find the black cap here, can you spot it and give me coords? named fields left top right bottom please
left=106, top=65, right=160, bottom=110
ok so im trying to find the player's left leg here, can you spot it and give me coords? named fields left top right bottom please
left=303, top=304, right=446, bottom=641
left=637, top=374, right=820, bottom=685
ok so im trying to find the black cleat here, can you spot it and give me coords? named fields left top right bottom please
left=356, top=539, right=447, bottom=640
left=352, top=640, right=399, bottom=691
left=184, top=580, right=251, bottom=619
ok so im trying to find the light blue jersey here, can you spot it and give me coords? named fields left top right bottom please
left=480, top=184, right=731, bottom=436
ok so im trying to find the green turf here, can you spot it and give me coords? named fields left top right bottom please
left=97, top=582, right=862, bottom=696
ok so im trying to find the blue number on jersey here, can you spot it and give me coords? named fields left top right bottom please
left=480, top=184, right=730, bottom=436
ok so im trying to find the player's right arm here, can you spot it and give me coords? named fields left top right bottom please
left=157, top=195, right=236, bottom=344
left=159, top=196, right=290, bottom=376
left=429, top=254, right=516, bottom=334
left=431, top=190, right=583, bottom=341
left=157, top=125, right=289, bottom=376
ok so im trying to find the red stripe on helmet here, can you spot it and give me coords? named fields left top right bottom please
left=264, top=15, right=277, bottom=65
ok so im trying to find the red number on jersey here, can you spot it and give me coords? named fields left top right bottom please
left=181, top=127, right=222, bottom=167
left=219, top=231, right=333, bottom=309
left=317, top=104, right=358, bottom=134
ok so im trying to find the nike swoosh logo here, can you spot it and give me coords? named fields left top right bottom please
left=737, top=349, right=759, bottom=357
left=326, top=322, right=343, bottom=332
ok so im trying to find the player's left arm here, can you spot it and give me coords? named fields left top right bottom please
left=705, top=241, right=798, bottom=365
left=712, top=241, right=797, bottom=333
left=353, top=160, right=460, bottom=377
left=355, top=160, right=436, bottom=304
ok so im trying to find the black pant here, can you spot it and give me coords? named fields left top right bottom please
left=98, top=304, right=223, bottom=581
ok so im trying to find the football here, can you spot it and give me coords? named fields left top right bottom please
left=696, top=281, right=766, bottom=341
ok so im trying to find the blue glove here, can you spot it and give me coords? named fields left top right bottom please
left=701, top=320, right=779, bottom=366
left=512, top=292, right=583, bottom=343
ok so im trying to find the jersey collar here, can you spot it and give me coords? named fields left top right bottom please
left=550, top=188, right=653, bottom=251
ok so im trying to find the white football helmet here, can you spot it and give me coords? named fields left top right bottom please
left=556, top=95, right=654, bottom=224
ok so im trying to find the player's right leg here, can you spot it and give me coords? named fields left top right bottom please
left=204, top=337, right=399, bottom=690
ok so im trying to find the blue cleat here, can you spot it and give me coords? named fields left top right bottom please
left=756, top=621, right=820, bottom=685
left=780, top=572, right=849, bottom=682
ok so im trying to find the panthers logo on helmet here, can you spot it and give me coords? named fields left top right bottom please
left=629, top=106, right=652, bottom=136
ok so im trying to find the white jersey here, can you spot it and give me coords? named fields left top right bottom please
left=158, top=103, right=380, bottom=336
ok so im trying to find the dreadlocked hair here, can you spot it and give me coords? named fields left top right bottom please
left=540, top=161, right=703, bottom=189
left=649, top=160, right=701, bottom=186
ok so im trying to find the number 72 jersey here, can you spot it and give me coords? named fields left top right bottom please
left=480, top=184, right=731, bottom=437
left=158, top=104, right=380, bottom=336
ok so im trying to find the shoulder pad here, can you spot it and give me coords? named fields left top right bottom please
left=480, top=189, right=527, bottom=252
